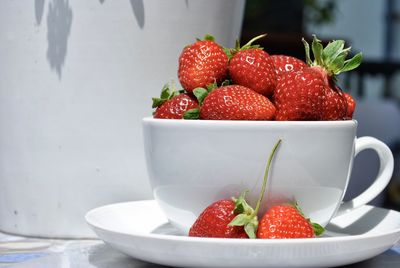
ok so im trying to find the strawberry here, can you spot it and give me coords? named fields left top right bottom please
left=228, top=35, right=276, bottom=96
left=152, top=84, right=198, bottom=119
left=257, top=204, right=324, bottom=239
left=303, top=36, right=362, bottom=120
left=199, top=85, right=276, bottom=120
left=189, top=140, right=282, bottom=239
left=273, top=68, right=326, bottom=121
left=270, top=55, right=307, bottom=79
left=188, top=199, right=248, bottom=238
left=273, top=35, right=362, bottom=121
left=322, top=84, right=347, bottom=120
left=343, top=92, right=356, bottom=119
left=178, top=35, right=229, bottom=92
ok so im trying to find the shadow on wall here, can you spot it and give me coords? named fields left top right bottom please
left=99, top=0, right=145, bottom=28
left=43, top=0, right=193, bottom=79
left=130, top=0, right=145, bottom=29
left=35, top=0, right=45, bottom=25
left=46, top=0, right=73, bottom=79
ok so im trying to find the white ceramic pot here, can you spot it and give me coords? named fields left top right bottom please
left=0, top=0, right=245, bottom=238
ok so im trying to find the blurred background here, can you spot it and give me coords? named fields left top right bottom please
left=240, top=0, right=400, bottom=210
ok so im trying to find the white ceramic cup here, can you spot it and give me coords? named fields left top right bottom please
left=143, top=118, right=394, bottom=234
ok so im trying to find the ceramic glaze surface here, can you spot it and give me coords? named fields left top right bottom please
left=86, top=200, right=400, bottom=268
left=143, top=118, right=393, bottom=233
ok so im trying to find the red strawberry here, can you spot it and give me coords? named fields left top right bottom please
left=273, top=68, right=326, bottom=121
left=189, top=140, right=282, bottom=239
left=200, top=85, right=276, bottom=120
left=303, top=36, right=362, bottom=120
left=228, top=35, right=276, bottom=96
left=274, top=35, right=362, bottom=121
left=322, top=84, right=347, bottom=120
left=189, top=199, right=248, bottom=238
left=152, top=84, right=198, bottom=119
left=257, top=204, right=323, bottom=239
left=178, top=35, right=228, bottom=92
left=270, top=55, right=307, bottom=79
left=343, top=92, right=356, bottom=119
left=229, top=49, right=276, bottom=96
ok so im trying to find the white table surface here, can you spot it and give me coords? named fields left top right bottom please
left=1, top=231, right=400, bottom=268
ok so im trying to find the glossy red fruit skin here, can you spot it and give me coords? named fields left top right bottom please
left=257, top=205, right=315, bottom=239
left=229, top=49, right=276, bottom=96
left=322, top=86, right=347, bottom=120
left=273, top=68, right=326, bottom=121
left=200, top=85, right=276, bottom=120
left=343, top=92, right=356, bottom=119
left=189, top=199, right=248, bottom=238
left=154, top=94, right=198, bottom=119
left=270, top=55, right=307, bottom=79
left=178, top=40, right=229, bottom=92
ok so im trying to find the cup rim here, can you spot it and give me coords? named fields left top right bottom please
left=143, top=117, right=357, bottom=127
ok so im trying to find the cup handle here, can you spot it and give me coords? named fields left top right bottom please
left=336, top=136, right=394, bottom=216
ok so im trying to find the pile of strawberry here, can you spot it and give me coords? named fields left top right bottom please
left=189, top=140, right=325, bottom=239
left=152, top=34, right=362, bottom=121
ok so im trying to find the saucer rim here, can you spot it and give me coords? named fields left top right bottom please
left=85, top=199, right=400, bottom=245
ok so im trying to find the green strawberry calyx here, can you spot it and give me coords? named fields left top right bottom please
left=183, top=80, right=230, bottom=119
left=183, top=34, right=216, bottom=50
left=182, top=83, right=213, bottom=120
left=224, top=34, right=267, bottom=59
left=229, top=139, right=282, bottom=239
left=196, top=34, right=216, bottom=42
left=152, top=82, right=181, bottom=108
left=230, top=191, right=258, bottom=239
left=302, top=34, right=363, bottom=78
left=312, top=222, right=325, bottom=236
left=294, top=202, right=325, bottom=236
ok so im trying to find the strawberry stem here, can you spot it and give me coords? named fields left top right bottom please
left=229, top=139, right=282, bottom=239
left=225, top=34, right=267, bottom=59
left=242, top=33, right=267, bottom=49
left=252, top=139, right=282, bottom=216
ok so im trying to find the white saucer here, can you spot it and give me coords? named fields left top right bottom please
left=85, top=200, right=400, bottom=268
